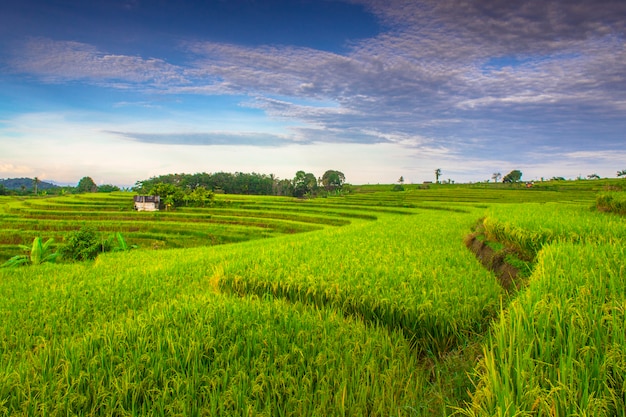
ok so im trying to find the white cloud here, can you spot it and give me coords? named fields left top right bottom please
left=0, top=163, right=31, bottom=175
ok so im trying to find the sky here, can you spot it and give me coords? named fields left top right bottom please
left=1, top=0, right=625, bottom=187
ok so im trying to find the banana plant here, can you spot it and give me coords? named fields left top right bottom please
left=1, top=237, right=58, bottom=268
left=112, top=232, right=138, bottom=252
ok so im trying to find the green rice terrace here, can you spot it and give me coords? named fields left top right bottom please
left=0, top=183, right=625, bottom=416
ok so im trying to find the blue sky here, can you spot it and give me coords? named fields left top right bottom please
left=1, top=0, right=625, bottom=187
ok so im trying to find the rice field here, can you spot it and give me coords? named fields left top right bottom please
left=462, top=241, right=625, bottom=417
left=461, top=201, right=626, bottom=416
left=0, top=186, right=624, bottom=415
left=481, top=202, right=626, bottom=259
left=0, top=192, right=408, bottom=264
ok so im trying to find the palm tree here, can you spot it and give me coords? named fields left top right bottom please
left=435, top=169, right=441, bottom=184
left=33, top=177, right=40, bottom=195
left=492, top=172, right=501, bottom=183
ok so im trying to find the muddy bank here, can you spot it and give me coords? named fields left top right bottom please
left=464, top=233, right=523, bottom=292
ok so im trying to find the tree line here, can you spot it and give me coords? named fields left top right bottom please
left=133, top=170, right=346, bottom=198
left=0, top=176, right=121, bottom=196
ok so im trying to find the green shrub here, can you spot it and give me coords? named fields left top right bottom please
left=59, top=226, right=109, bottom=261
left=596, top=192, right=626, bottom=215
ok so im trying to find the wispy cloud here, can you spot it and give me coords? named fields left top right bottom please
left=563, top=150, right=626, bottom=164
left=108, top=130, right=296, bottom=147
left=7, top=38, right=188, bottom=87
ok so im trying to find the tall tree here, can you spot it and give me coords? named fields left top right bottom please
left=76, top=176, right=97, bottom=193
left=275, top=179, right=293, bottom=196
left=149, top=182, right=183, bottom=208
left=492, top=172, right=501, bottom=183
left=33, top=177, right=39, bottom=195
left=502, top=170, right=523, bottom=183
left=435, top=168, right=441, bottom=184
left=189, top=186, right=214, bottom=207
left=321, top=170, right=346, bottom=192
left=292, top=171, right=317, bottom=197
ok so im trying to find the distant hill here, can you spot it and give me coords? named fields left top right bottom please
left=0, top=177, right=60, bottom=191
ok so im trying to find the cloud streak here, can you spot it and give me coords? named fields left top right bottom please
left=7, top=38, right=189, bottom=88
left=108, top=130, right=296, bottom=147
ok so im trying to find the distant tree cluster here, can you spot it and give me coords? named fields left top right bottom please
left=134, top=170, right=346, bottom=201
left=135, top=172, right=281, bottom=196
left=0, top=176, right=120, bottom=195
left=75, top=176, right=121, bottom=193
left=488, top=169, right=626, bottom=184
left=0, top=177, right=59, bottom=195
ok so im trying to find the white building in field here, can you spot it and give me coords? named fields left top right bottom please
left=133, top=195, right=160, bottom=211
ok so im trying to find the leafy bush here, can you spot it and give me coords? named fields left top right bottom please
left=59, top=228, right=137, bottom=262
left=59, top=227, right=109, bottom=261
left=596, top=192, right=626, bottom=215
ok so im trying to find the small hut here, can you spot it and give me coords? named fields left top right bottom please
left=133, top=195, right=160, bottom=211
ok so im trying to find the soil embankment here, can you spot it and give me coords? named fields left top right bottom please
left=464, top=233, right=522, bottom=291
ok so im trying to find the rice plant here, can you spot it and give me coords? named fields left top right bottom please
left=460, top=241, right=626, bottom=416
